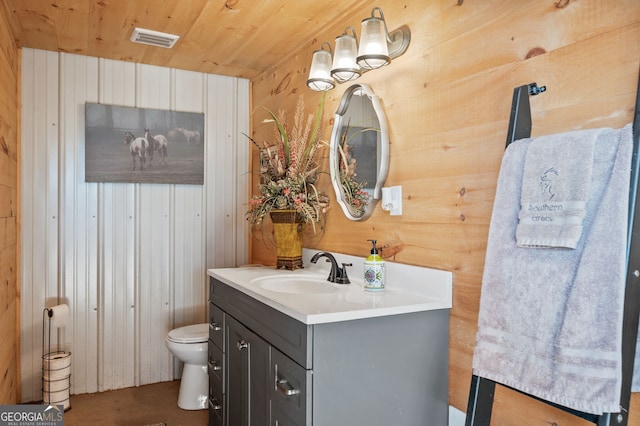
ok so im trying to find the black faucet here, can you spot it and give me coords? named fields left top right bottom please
left=310, top=252, right=351, bottom=284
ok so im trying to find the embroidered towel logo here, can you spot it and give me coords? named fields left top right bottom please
left=539, top=167, right=558, bottom=200
left=526, top=202, right=563, bottom=222
left=521, top=201, right=585, bottom=225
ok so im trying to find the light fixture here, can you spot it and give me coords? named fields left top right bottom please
left=358, top=7, right=410, bottom=70
left=331, top=27, right=360, bottom=83
left=307, top=42, right=335, bottom=92
left=307, top=7, right=411, bottom=91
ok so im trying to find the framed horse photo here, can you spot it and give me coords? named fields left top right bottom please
left=84, top=103, right=205, bottom=185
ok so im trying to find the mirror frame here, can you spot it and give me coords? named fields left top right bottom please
left=329, top=83, right=389, bottom=221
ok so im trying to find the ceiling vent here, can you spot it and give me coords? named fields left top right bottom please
left=130, top=27, right=180, bottom=48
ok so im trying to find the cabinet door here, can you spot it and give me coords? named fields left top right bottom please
left=270, top=348, right=311, bottom=426
left=226, top=315, right=270, bottom=425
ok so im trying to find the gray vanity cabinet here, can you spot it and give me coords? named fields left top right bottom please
left=208, top=276, right=449, bottom=426
left=226, top=314, right=270, bottom=425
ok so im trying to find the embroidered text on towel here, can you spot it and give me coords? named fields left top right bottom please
left=521, top=201, right=586, bottom=224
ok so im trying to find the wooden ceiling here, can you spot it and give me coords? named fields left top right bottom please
left=2, top=0, right=370, bottom=80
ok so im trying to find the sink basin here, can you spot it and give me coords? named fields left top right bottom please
left=251, top=275, right=339, bottom=294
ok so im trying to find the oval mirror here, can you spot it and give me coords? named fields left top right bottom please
left=329, top=84, right=389, bottom=221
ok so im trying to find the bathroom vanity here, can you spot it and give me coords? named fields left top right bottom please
left=207, top=250, right=452, bottom=426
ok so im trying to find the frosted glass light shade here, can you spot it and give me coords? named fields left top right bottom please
left=357, top=16, right=390, bottom=70
left=331, top=32, right=360, bottom=83
left=307, top=48, right=335, bottom=91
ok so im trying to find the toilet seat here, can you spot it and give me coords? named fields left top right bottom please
left=167, top=323, right=208, bottom=344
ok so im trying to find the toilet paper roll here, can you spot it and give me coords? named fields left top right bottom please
left=43, top=376, right=71, bottom=392
left=48, top=304, right=69, bottom=328
left=43, top=352, right=71, bottom=372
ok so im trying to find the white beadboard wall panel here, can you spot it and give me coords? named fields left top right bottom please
left=171, top=69, right=207, bottom=331
left=59, top=53, right=101, bottom=395
left=99, top=183, right=136, bottom=391
left=20, top=48, right=250, bottom=402
left=171, top=184, right=206, bottom=329
left=19, top=49, right=61, bottom=401
left=236, top=79, right=250, bottom=267
left=135, top=64, right=175, bottom=386
left=205, top=75, right=250, bottom=269
left=137, top=185, right=174, bottom=385
left=96, top=58, right=137, bottom=391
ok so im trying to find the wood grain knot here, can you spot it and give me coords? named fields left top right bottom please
left=459, top=214, right=466, bottom=222
left=459, top=187, right=466, bottom=196
left=554, top=0, right=570, bottom=8
left=0, top=137, right=8, bottom=155
left=379, top=240, right=404, bottom=260
left=225, top=0, right=238, bottom=9
left=273, top=73, right=291, bottom=95
left=525, top=47, right=546, bottom=59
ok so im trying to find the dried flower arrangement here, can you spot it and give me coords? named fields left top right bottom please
left=246, top=94, right=330, bottom=233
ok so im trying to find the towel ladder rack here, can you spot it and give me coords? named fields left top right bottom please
left=465, top=75, right=640, bottom=426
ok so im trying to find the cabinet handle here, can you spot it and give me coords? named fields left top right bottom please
left=209, top=398, right=222, bottom=411
left=210, top=322, right=222, bottom=332
left=236, top=339, right=248, bottom=350
left=209, top=361, right=222, bottom=371
left=276, top=378, right=300, bottom=396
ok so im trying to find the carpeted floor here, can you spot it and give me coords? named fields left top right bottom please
left=62, top=380, right=208, bottom=426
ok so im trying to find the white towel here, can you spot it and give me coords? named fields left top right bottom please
left=473, top=124, right=633, bottom=415
left=516, top=128, right=603, bottom=249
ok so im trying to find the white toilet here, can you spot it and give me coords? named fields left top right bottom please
left=165, top=323, right=209, bottom=410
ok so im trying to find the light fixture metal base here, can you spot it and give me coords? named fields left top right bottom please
left=388, top=25, right=411, bottom=59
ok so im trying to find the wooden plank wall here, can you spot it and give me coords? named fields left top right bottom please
left=19, top=49, right=250, bottom=402
left=251, top=0, right=640, bottom=423
left=0, top=0, right=19, bottom=405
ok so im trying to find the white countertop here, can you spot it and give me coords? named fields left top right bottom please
left=208, top=249, right=452, bottom=325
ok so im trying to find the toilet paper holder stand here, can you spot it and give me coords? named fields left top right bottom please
left=41, top=305, right=72, bottom=410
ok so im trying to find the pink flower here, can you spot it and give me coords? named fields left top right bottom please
left=284, top=188, right=291, bottom=196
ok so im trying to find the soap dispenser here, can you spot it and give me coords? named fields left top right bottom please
left=364, top=239, right=385, bottom=291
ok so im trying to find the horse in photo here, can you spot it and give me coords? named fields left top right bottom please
left=177, top=127, right=201, bottom=144
left=144, top=129, right=168, bottom=165
left=124, top=131, right=148, bottom=171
